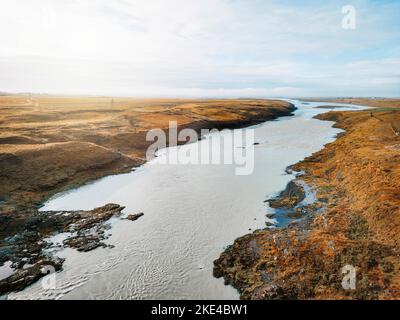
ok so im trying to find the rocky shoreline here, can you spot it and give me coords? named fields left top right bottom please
left=213, top=177, right=326, bottom=299
left=0, top=203, right=144, bottom=295
left=214, top=105, right=400, bottom=300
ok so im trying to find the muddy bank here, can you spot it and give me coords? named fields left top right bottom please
left=214, top=103, right=400, bottom=299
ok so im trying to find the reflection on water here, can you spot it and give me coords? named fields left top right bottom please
left=10, top=100, right=367, bottom=300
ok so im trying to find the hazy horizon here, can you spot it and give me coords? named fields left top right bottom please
left=1, top=91, right=400, bottom=100
left=1, top=0, right=399, bottom=98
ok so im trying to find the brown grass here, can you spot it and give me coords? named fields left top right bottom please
left=0, top=94, right=293, bottom=211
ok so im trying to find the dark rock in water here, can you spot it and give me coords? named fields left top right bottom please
left=126, top=213, right=144, bottom=221
left=63, top=235, right=106, bottom=252
left=287, top=208, right=304, bottom=219
left=267, top=181, right=306, bottom=209
left=69, top=203, right=124, bottom=232
left=0, top=203, right=126, bottom=295
left=62, top=203, right=125, bottom=252
left=285, top=168, right=294, bottom=175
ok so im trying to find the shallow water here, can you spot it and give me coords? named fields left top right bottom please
left=0, top=261, right=14, bottom=282
left=9, top=100, right=367, bottom=300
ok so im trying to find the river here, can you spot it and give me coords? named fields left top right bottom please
left=10, top=100, right=367, bottom=300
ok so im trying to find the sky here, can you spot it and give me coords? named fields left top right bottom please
left=0, top=0, right=399, bottom=97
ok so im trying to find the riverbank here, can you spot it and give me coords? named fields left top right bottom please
left=322, top=98, right=400, bottom=109
left=214, top=99, right=400, bottom=299
left=0, top=95, right=296, bottom=295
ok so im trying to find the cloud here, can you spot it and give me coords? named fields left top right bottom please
left=0, top=0, right=399, bottom=97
